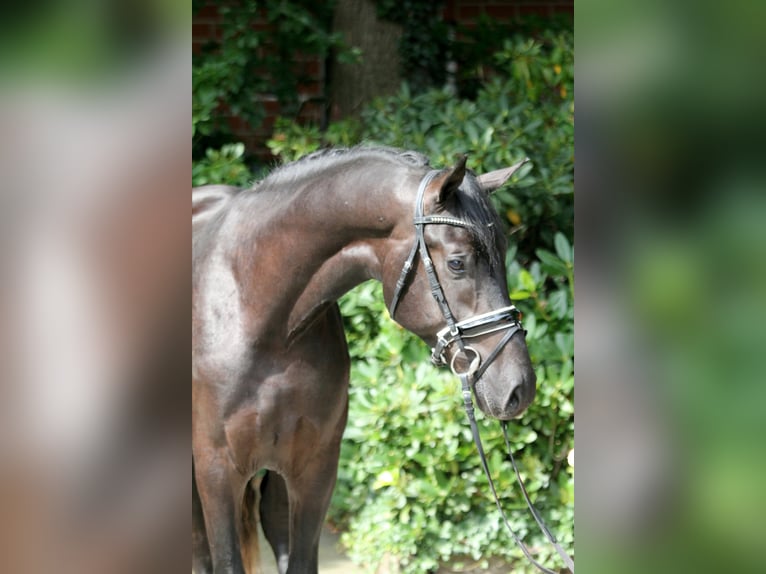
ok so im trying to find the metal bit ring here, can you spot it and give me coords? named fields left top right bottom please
left=450, top=346, right=481, bottom=377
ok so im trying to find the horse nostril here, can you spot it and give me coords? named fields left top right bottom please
left=508, top=386, right=521, bottom=412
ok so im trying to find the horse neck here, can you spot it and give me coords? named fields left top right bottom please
left=237, top=162, right=419, bottom=343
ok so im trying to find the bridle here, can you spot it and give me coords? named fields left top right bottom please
left=389, top=169, right=575, bottom=574
left=388, top=170, right=524, bottom=379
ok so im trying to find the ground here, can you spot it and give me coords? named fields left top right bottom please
left=257, top=526, right=363, bottom=573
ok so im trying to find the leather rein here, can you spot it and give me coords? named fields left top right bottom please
left=389, top=170, right=575, bottom=574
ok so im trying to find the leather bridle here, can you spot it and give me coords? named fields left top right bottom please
left=389, top=169, right=575, bottom=574
left=388, top=170, right=524, bottom=379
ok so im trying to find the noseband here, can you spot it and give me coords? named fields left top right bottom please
left=388, top=169, right=523, bottom=380
left=388, top=170, right=575, bottom=574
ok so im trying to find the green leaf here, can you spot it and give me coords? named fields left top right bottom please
left=519, top=268, right=536, bottom=292
left=555, top=332, right=573, bottom=357
left=554, top=231, right=573, bottom=263
left=549, top=289, right=568, bottom=318
left=372, top=468, right=399, bottom=490
left=536, top=249, right=569, bottom=276
left=481, top=126, right=495, bottom=148
left=465, top=121, right=479, bottom=145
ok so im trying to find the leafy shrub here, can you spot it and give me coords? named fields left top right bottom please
left=192, top=143, right=253, bottom=187
left=334, top=31, right=570, bottom=574
left=192, top=0, right=352, bottom=157
left=268, top=27, right=573, bottom=265
left=452, top=13, right=573, bottom=99
left=329, top=233, right=573, bottom=574
left=267, top=117, right=363, bottom=163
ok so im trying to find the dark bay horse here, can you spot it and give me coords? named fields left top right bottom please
left=192, top=147, right=535, bottom=574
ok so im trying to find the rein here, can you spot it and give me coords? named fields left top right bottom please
left=390, top=169, right=574, bottom=574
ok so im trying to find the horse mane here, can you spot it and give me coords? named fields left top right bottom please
left=259, top=145, right=431, bottom=188
left=258, top=145, right=507, bottom=267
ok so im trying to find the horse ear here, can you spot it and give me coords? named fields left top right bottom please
left=476, top=158, right=529, bottom=193
left=434, top=154, right=467, bottom=204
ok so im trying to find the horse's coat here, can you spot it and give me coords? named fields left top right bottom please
left=192, top=147, right=535, bottom=573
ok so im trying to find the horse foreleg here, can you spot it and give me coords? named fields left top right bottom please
left=283, top=440, right=343, bottom=574
left=192, top=458, right=213, bottom=574
left=259, top=471, right=291, bottom=574
left=193, top=448, right=248, bottom=574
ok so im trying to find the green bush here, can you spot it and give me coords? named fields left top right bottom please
left=330, top=236, right=573, bottom=573
left=267, top=117, right=363, bottom=163
left=192, top=0, right=348, bottom=155
left=281, top=28, right=571, bottom=572
left=192, top=142, right=253, bottom=188
left=268, top=27, right=573, bottom=265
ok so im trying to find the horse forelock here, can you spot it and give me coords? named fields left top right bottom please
left=447, top=174, right=507, bottom=268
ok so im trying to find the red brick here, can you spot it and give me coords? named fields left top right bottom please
left=442, top=1, right=455, bottom=20
left=552, top=3, right=574, bottom=15
left=257, top=116, right=277, bottom=134
left=299, top=59, right=322, bottom=78
left=484, top=4, right=519, bottom=19
left=262, top=100, right=280, bottom=115
left=192, top=22, right=213, bottom=40
left=518, top=5, right=553, bottom=17
left=227, top=116, right=252, bottom=133
left=457, top=6, right=481, bottom=19
left=249, top=19, right=270, bottom=33
left=298, top=103, right=323, bottom=124
left=195, top=5, right=220, bottom=20
left=297, top=82, right=322, bottom=98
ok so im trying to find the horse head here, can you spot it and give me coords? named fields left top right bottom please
left=383, top=156, right=536, bottom=420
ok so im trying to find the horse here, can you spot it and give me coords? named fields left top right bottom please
left=192, top=146, right=536, bottom=574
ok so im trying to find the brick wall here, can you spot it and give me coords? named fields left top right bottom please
left=444, top=0, right=573, bottom=20
left=192, top=5, right=222, bottom=53
left=193, top=1, right=572, bottom=159
left=192, top=4, right=326, bottom=157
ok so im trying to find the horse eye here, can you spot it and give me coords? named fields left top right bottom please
left=447, top=259, right=465, bottom=272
